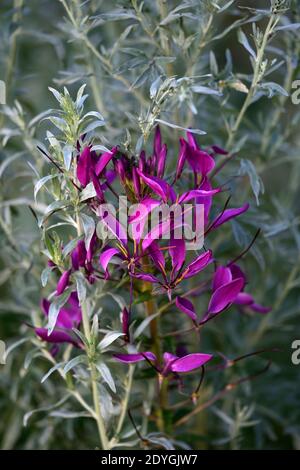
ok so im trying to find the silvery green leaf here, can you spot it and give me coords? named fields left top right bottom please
left=73, top=272, right=87, bottom=305
left=63, top=145, right=73, bottom=170
left=72, top=328, right=89, bottom=348
left=131, top=66, right=151, bottom=89
left=62, top=236, right=81, bottom=258
left=80, top=182, right=96, bottom=201
left=34, top=174, right=59, bottom=200
left=150, top=77, right=161, bottom=99
left=146, top=433, right=175, bottom=450
left=23, top=395, right=71, bottom=427
left=96, top=362, right=116, bottom=393
left=191, top=85, right=222, bottom=96
left=48, top=86, right=62, bottom=103
left=133, top=312, right=160, bottom=340
left=76, top=83, right=87, bottom=108
left=80, top=213, right=95, bottom=250
left=41, top=361, right=65, bottom=383
left=239, top=159, right=264, bottom=205
left=238, top=29, right=257, bottom=59
left=275, top=23, right=300, bottom=32
left=46, top=131, right=60, bottom=148
left=100, top=292, right=126, bottom=311
left=210, top=51, right=219, bottom=75
left=41, top=266, right=54, bottom=287
left=0, top=151, right=25, bottom=178
left=135, top=135, right=144, bottom=155
left=91, top=9, right=137, bottom=25
left=91, top=144, right=110, bottom=152
left=28, top=109, right=56, bottom=129
left=40, top=200, right=67, bottom=226
left=99, top=384, right=116, bottom=421
left=82, top=120, right=105, bottom=134
left=91, top=314, right=99, bottom=339
left=98, top=331, right=124, bottom=351
left=155, top=119, right=206, bottom=135
left=259, top=82, right=289, bottom=98
left=47, top=290, right=70, bottom=335
left=48, top=116, right=66, bottom=131
left=24, top=349, right=44, bottom=370
left=64, top=355, right=87, bottom=373
left=214, top=0, right=235, bottom=12
left=4, top=338, right=29, bottom=360
left=82, top=111, right=105, bottom=122
left=50, top=410, right=90, bottom=419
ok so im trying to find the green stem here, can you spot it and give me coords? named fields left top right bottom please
left=226, top=14, right=278, bottom=149
left=76, top=213, right=109, bottom=450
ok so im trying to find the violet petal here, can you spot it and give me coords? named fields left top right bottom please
left=114, top=352, right=156, bottom=363
left=176, top=296, right=197, bottom=321
left=208, top=278, right=244, bottom=314
left=170, top=353, right=213, bottom=373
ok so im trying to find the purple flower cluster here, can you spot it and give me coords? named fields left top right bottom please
left=37, top=127, right=270, bottom=376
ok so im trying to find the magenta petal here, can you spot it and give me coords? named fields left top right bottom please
left=170, top=353, right=213, bottom=373
left=212, top=203, right=249, bottom=229
left=122, top=307, right=130, bottom=339
left=163, top=352, right=178, bottom=366
left=183, top=250, right=212, bottom=279
left=178, top=188, right=220, bottom=204
left=148, top=241, right=165, bottom=270
left=129, top=197, right=161, bottom=243
left=56, top=292, right=82, bottom=329
left=95, top=147, right=117, bottom=176
left=162, top=352, right=178, bottom=373
left=249, top=303, right=271, bottom=314
left=77, top=240, right=87, bottom=267
left=41, top=298, right=50, bottom=317
left=176, top=296, right=197, bottom=321
left=128, top=197, right=161, bottom=224
left=114, top=352, right=156, bottom=363
left=132, top=167, right=141, bottom=196
left=97, top=206, right=128, bottom=246
left=56, top=307, right=74, bottom=329
left=91, top=171, right=105, bottom=202
left=131, top=272, right=160, bottom=283
left=137, top=169, right=169, bottom=203
left=99, top=247, right=119, bottom=274
left=86, top=232, right=97, bottom=263
left=169, top=238, right=185, bottom=273
left=208, top=278, right=244, bottom=314
left=77, top=147, right=92, bottom=187
left=157, top=144, right=167, bottom=178
left=142, top=219, right=171, bottom=251
left=196, top=178, right=214, bottom=225
left=176, top=138, right=187, bottom=180
left=56, top=270, right=71, bottom=296
left=35, top=327, right=78, bottom=346
left=234, top=292, right=254, bottom=305
left=229, top=264, right=247, bottom=285
left=193, top=150, right=215, bottom=176
left=67, top=292, right=82, bottom=324
left=187, top=131, right=198, bottom=150
left=211, top=145, right=228, bottom=155
left=186, top=141, right=215, bottom=176
left=212, top=266, right=232, bottom=291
